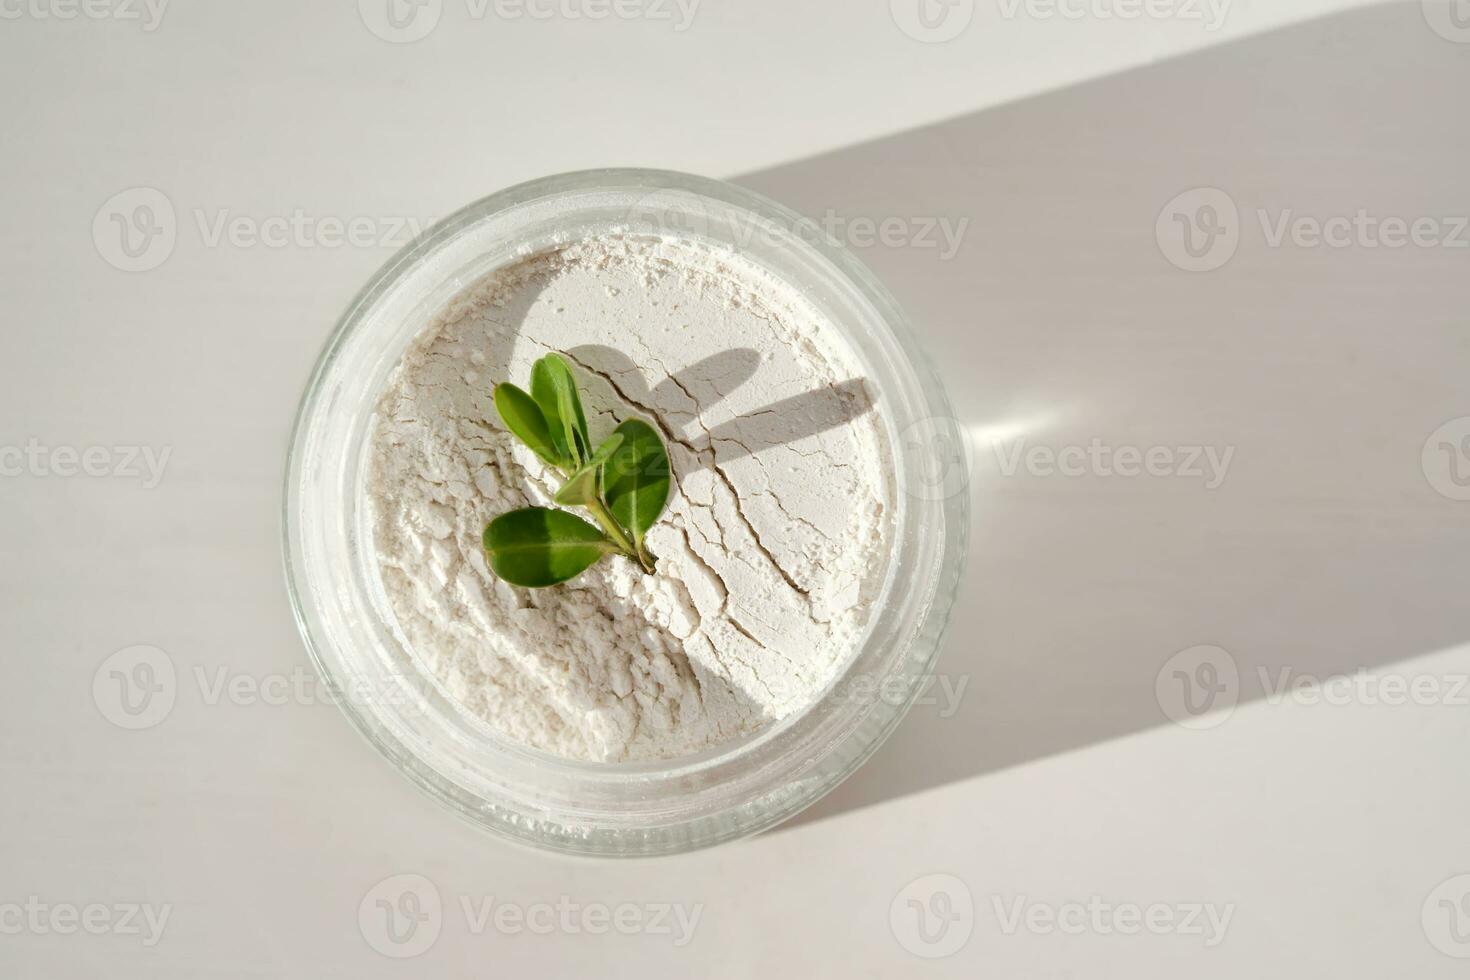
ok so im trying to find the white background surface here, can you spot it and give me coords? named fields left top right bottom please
left=3, top=0, right=1469, bottom=976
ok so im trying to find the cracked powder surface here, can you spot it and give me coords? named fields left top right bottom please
left=367, top=235, right=894, bottom=762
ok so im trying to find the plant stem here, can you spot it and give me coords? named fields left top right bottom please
left=634, top=540, right=657, bottom=573
left=554, top=455, right=655, bottom=575
left=583, top=497, right=641, bottom=566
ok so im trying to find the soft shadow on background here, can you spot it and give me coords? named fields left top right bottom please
left=737, top=3, right=1470, bottom=829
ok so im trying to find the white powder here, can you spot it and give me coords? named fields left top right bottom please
left=367, top=235, right=894, bottom=762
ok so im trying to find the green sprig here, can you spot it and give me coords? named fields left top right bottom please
left=484, top=353, right=672, bottom=588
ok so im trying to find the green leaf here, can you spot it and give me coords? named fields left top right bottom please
left=552, top=432, right=624, bottom=507
left=492, top=383, right=559, bottom=466
left=482, top=507, right=613, bottom=588
left=587, top=430, right=626, bottom=467
left=604, top=419, right=670, bottom=548
left=530, top=354, right=590, bottom=468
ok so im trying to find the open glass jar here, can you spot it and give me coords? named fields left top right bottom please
left=283, top=170, right=967, bottom=856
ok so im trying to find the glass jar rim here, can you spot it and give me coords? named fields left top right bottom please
left=282, top=168, right=969, bottom=856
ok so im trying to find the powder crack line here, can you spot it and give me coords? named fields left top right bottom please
left=553, top=346, right=817, bottom=610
